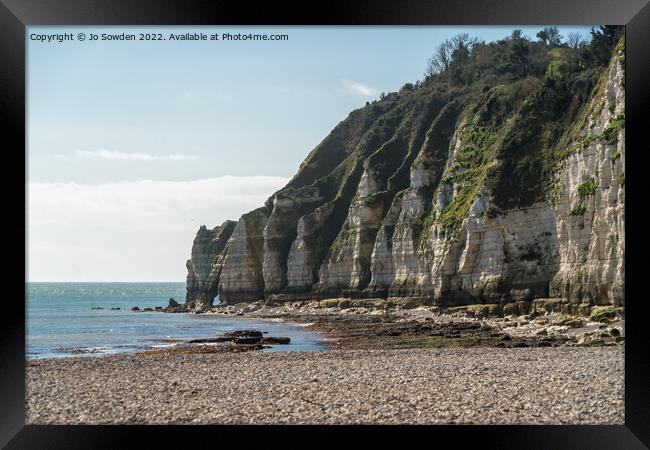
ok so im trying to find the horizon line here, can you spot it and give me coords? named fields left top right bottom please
left=26, top=280, right=187, bottom=283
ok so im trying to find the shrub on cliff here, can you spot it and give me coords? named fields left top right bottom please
left=420, top=26, right=623, bottom=94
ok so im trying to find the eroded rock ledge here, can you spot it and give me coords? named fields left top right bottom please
left=185, top=38, right=625, bottom=314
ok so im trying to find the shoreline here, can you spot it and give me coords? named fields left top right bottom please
left=29, top=300, right=624, bottom=359
left=27, top=308, right=333, bottom=359
left=201, top=300, right=625, bottom=350
left=26, top=302, right=625, bottom=424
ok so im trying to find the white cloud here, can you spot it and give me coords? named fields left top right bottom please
left=63, top=148, right=199, bottom=161
left=27, top=176, right=289, bottom=281
left=182, top=90, right=231, bottom=101
left=206, top=90, right=230, bottom=100
left=341, top=79, right=378, bottom=96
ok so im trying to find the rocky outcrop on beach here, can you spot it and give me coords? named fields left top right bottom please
left=185, top=220, right=236, bottom=311
left=185, top=35, right=625, bottom=313
left=186, top=329, right=290, bottom=347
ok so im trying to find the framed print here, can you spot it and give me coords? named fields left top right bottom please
left=1, top=0, right=648, bottom=447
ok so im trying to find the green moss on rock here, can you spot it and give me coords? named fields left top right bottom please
left=577, top=177, right=598, bottom=198
left=436, top=122, right=504, bottom=233
left=602, top=113, right=624, bottom=145
left=589, top=306, right=618, bottom=322
left=570, top=203, right=587, bottom=216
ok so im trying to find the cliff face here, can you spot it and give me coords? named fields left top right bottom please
left=185, top=38, right=624, bottom=312
left=185, top=220, right=236, bottom=311
left=218, top=207, right=269, bottom=304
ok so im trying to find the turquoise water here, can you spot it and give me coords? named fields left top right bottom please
left=27, top=282, right=327, bottom=358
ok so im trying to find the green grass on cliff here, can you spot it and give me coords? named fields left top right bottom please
left=577, top=177, right=598, bottom=198
left=570, top=203, right=587, bottom=216
left=602, top=113, right=625, bottom=145
left=436, top=122, right=504, bottom=233
left=261, top=29, right=625, bottom=270
left=544, top=35, right=624, bottom=197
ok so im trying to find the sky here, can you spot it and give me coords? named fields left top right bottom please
left=27, top=25, right=593, bottom=281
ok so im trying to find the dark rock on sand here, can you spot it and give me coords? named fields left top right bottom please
left=185, top=329, right=289, bottom=348
left=235, top=337, right=262, bottom=345
left=223, top=330, right=263, bottom=339
left=261, top=337, right=291, bottom=345
left=131, top=306, right=140, bottom=311
left=187, top=338, right=228, bottom=344
left=143, top=307, right=154, bottom=312
left=589, top=306, right=618, bottom=323
left=163, top=302, right=187, bottom=313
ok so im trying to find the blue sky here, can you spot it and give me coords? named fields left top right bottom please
left=27, top=26, right=593, bottom=281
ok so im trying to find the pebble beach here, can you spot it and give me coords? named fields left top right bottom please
left=26, top=346, right=624, bottom=425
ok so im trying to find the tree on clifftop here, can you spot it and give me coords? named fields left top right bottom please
left=589, top=26, right=620, bottom=66
left=536, top=26, right=563, bottom=47
left=425, top=33, right=479, bottom=81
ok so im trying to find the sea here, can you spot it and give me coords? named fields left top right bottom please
left=26, top=282, right=328, bottom=358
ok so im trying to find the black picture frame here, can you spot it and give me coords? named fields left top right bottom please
left=2, top=0, right=648, bottom=447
